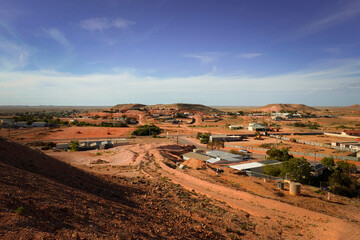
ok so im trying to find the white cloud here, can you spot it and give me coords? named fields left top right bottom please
left=184, top=54, right=215, bottom=64
left=184, top=52, right=228, bottom=64
left=44, top=28, right=73, bottom=51
left=112, top=18, right=135, bottom=29
left=79, top=17, right=135, bottom=32
left=298, top=1, right=360, bottom=36
left=1, top=58, right=359, bottom=105
left=237, top=53, right=263, bottom=59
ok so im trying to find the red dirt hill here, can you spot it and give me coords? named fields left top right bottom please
left=0, top=138, right=255, bottom=239
left=255, top=104, right=318, bottom=112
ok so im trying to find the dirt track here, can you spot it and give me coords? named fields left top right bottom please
left=46, top=141, right=360, bottom=240
left=150, top=149, right=360, bottom=240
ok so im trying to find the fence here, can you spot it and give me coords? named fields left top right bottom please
left=225, top=144, right=359, bottom=162
left=269, top=135, right=358, bottom=152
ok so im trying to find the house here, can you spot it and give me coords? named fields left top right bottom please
left=230, top=159, right=281, bottom=173
left=0, top=118, right=15, bottom=127
left=210, top=135, right=244, bottom=142
left=271, top=116, right=283, bottom=121
left=342, top=130, right=360, bottom=137
left=56, top=143, right=69, bottom=150
left=182, top=152, right=212, bottom=161
left=15, top=121, right=28, bottom=127
left=205, top=150, right=246, bottom=163
left=310, top=163, right=327, bottom=176
left=31, top=122, right=46, bottom=127
left=339, top=142, right=359, bottom=149
left=248, top=122, right=269, bottom=131
left=349, top=144, right=360, bottom=151
left=332, top=141, right=358, bottom=148
left=228, top=125, right=243, bottom=130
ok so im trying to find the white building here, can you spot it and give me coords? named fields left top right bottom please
left=228, top=125, right=243, bottom=130
left=248, top=122, right=268, bottom=131
left=0, top=119, right=15, bottom=127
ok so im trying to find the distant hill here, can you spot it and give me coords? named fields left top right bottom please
left=112, top=103, right=146, bottom=111
left=329, top=104, right=360, bottom=112
left=255, top=104, right=319, bottom=112
left=112, top=103, right=222, bottom=114
left=146, top=103, right=221, bottom=114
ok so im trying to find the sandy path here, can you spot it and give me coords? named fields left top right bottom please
left=150, top=149, right=360, bottom=240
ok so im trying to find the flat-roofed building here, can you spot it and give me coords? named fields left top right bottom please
left=182, top=152, right=212, bottom=161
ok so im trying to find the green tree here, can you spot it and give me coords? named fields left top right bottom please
left=336, top=161, right=357, bottom=174
left=281, top=157, right=311, bottom=184
left=70, top=141, right=79, bottom=152
left=328, top=160, right=359, bottom=197
left=266, top=147, right=293, bottom=162
left=321, top=157, right=335, bottom=169
left=132, top=124, right=162, bottom=136
left=199, top=133, right=211, bottom=144
left=263, top=164, right=282, bottom=177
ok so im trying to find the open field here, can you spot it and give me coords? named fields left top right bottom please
left=0, top=126, right=135, bottom=142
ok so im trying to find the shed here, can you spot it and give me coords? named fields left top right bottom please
left=32, top=122, right=46, bottom=127
left=182, top=152, right=212, bottom=161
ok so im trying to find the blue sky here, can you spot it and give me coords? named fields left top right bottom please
left=0, top=0, right=359, bottom=106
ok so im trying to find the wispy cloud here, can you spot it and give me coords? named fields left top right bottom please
left=184, top=52, right=227, bottom=64
left=184, top=54, right=215, bottom=64
left=0, top=23, right=32, bottom=70
left=298, top=1, right=360, bottom=36
left=237, top=53, right=263, bottom=59
left=79, top=17, right=135, bottom=32
left=44, top=28, right=73, bottom=51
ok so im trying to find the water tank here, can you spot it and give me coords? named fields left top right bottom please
left=289, top=182, right=301, bottom=195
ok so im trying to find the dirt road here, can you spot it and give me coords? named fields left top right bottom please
left=150, top=149, right=360, bottom=240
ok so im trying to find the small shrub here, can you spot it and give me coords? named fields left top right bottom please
left=15, top=206, right=25, bottom=215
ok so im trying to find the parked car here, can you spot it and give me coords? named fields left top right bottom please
left=240, top=149, right=251, bottom=153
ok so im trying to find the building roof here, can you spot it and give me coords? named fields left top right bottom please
left=230, top=160, right=281, bottom=171
left=310, top=163, right=327, bottom=172
left=205, top=150, right=244, bottom=162
left=230, top=162, right=265, bottom=171
left=343, top=130, right=360, bottom=134
left=258, top=159, right=281, bottom=165
left=206, top=158, right=221, bottom=164
left=182, top=152, right=212, bottom=161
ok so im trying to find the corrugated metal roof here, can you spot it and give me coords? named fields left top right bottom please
left=206, top=158, right=221, bottom=164
left=205, top=150, right=244, bottom=162
left=230, top=162, right=265, bottom=171
left=258, top=159, right=281, bottom=165
left=182, top=152, right=212, bottom=161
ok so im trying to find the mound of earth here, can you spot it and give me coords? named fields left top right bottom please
left=182, top=159, right=207, bottom=169
left=146, top=103, right=222, bottom=114
left=255, top=104, right=318, bottom=112
left=0, top=138, right=257, bottom=239
left=90, top=159, right=109, bottom=164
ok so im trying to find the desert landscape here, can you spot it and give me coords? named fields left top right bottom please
left=1, top=103, right=360, bottom=239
